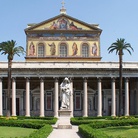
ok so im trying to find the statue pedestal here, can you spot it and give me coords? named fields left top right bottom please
left=58, top=109, right=71, bottom=117
left=57, top=109, right=72, bottom=129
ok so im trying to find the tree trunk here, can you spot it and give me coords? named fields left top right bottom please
left=7, top=59, right=12, bottom=117
left=119, top=53, right=123, bottom=116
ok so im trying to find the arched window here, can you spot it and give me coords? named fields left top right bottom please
left=38, top=43, right=45, bottom=57
left=82, top=43, right=89, bottom=57
left=60, top=43, right=67, bottom=57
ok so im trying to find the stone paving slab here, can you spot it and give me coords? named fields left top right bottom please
left=47, top=125, right=83, bottom=138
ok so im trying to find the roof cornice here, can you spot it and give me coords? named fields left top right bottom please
left=24, top=14, right=102, bottom=33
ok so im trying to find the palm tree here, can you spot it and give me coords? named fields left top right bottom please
left=108, top=38, right=134, bottom=116
left=0, top=40, right=25, bottom=117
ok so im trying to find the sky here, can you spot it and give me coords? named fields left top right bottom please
left=0, top=0, right=138, bottom=62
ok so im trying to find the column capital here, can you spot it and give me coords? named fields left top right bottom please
left=111, top=77, right=116, bottom=82
left=97, top=77, right=102, bottom=82
left=69, top=77, right=74, bottom=82
left=54, top=77, right=59, bottom=82
left=83, top=77, right=88, bottom=81
left=26, top=77, right=30, bottom=81
left=12, top=77, right=16, bottom=81
left=40, top=77, right=44, bottom=82
left=125, top=77, right=129, bottom=82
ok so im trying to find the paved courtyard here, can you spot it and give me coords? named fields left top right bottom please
left=47, top=125, right=83, bottom=138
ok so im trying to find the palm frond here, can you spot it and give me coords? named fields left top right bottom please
left=0, top=40, right=25, bottom=60
left=107, top=38, right=134, bottom=56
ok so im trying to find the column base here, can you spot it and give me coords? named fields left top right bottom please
left=11, top=115, right=17, bottom=117
left=25, top=115, right=30, bottom=117
left=97, top=115, right=102, bottom=117
left=83, top=115, right=88, bottom=117
left=40, top=115, right=45, bottom=117
left=111, top=115, right=116, bottom=117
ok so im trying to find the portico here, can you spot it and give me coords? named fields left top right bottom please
left=0, top=62, right=137, bottom=117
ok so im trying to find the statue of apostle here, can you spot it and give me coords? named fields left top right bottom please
left=60, top=77, right=71, bottom=109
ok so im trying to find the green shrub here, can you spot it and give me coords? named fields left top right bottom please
left=79, top=124, right=109, bottom=138
left=28, top=124, right=53, bottom=138
left=71, top=116, right=137, bottom=125
left=71, top=117, right=94, bottom=125
left=0, top=120, right=44, bottom=129
left=17, top=116, right=56, bottom=120
left=77, top=117, right=138, bottom=138
left=0, top=119, right=53, bottom=138
left=0, top=117, right=57, bottom=128
left=106, top=116, right=135, bottom=120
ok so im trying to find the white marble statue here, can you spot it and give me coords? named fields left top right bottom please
left=60, top=77, right=71, bottom=109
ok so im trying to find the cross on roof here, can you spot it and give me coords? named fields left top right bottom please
left=60, top=0, right=66, bottom=14
left=61, top=0, right=65, bottom=8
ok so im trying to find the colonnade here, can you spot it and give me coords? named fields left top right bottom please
left=0, top=77, right=130, bottom=117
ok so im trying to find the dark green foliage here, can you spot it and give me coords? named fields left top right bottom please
left=71, top=116, right=109, bottom=125
left=71, top=116, right=137, bottom=125
left=28, top=125, right=53, bottom=138
left=79, top=125, right=109, bottom=138
left=0, top=117, right=56, bottom=138
left=77, top=118, right=138, bottom=138
left=0, top=120, right=44, bottom=129
left=0, top=116, right=57, bottom=125
left=17, top=116, right=56, bottom=120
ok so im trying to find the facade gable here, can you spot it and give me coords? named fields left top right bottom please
left=25, top=14, right=101, bottom=32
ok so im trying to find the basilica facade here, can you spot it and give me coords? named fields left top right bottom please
left=0, top=7, right=138, bottom=117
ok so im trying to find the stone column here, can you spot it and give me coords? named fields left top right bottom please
left=54, top=78, right=59, bottom=117
left=136, top=90, right=138, bottom=114
left=111, top=78, right=116, bottom=116
left=40, top=78, right=44, bottom=117
left=136, top=80, right=138, bottom=114
left=83, top=78, right=88, bottom=117
left=20, top=94, right=24, bottom=116
left=70, top=78, right=74, bottom=117
left=12, top=78, right=16, bottom=116
left=125, top=78, right=129, bottom=116
left=26, top=78, right=30, bottom=117
left=0, top=78, right=3, bottom=116
left=97, top=78, right=102, bottom=117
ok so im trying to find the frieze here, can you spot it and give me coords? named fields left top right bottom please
left=1, top=69, right=135, bottom=78
left=28, top=36, right=98, bottom=41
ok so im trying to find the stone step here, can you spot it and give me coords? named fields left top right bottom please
left=58, top=124, right=72, bottom=129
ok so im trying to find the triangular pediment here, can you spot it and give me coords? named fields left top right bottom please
left=25, top=14, right=102, bottom=32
